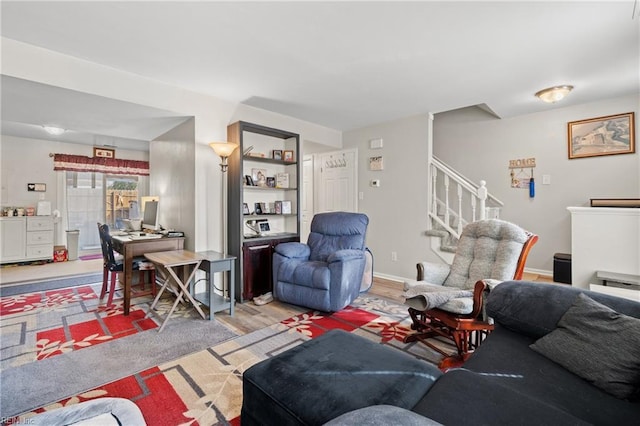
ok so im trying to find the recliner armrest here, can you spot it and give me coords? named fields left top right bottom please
left=327, top=249, right=364, bottom=263
left=274, top=242, right=311, bottom=260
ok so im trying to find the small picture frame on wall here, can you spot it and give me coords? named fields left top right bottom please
left=93, top=147, right=115, bottom=158
left=568, top=112, right=635, bottom=159
left=369, top=156, right=383, bottom=171
left=283, top=150, right=294, bottom=162
left=272, top=150, right=283, bottom=160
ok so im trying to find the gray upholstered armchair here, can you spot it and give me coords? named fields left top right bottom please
left=403, top=219, right=538, bottom=367
left=272, top=212, right=369, bottom=312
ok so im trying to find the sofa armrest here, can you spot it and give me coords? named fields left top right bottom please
left=327, top=249, right=364, bottom=263
left=274, top=242, right=310, bottom=260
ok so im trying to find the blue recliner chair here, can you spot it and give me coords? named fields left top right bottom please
left=272, top=212, right=369, bottom=312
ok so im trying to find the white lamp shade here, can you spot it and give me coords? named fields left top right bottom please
left=209, top=142, right=239, bottom=157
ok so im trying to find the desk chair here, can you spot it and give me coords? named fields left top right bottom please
left=97, top=223, right=157, bottom=307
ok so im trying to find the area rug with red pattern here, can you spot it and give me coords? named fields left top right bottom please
left=0, top=283, right=237, bottom=419
left=9, top=295, right=452, bottom=425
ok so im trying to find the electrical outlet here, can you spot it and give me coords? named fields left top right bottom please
left=391, top=251, right=398, bottom=261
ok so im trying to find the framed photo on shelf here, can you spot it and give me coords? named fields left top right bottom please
left=283, top=150, right=294, bottom=162
left=252, top=168, right=268, bottom=186
left=568, top=112, right=635, bottom=159
left=272, top=150, right=283, bottom=160
left=281, top=200, right=292, bottom=214
left=274, top=201, right=282, bottom=214
left=276, top=172, right=289, bottom=188
left=266, top=176, right=276, bottom=188
left=254, top=202, right=263, bottom=215
left=243, top=203, right=250, bottom=215
left=245, top=175, right=255, bottom=186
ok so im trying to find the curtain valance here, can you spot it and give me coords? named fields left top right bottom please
left=52, top=154, right=149, bottom=176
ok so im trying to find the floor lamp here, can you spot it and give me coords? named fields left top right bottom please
left=209, top=141, right=238, bottom=298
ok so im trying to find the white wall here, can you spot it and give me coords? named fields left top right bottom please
left=343, top=114, right=433, bottom=281
left=2, top=37, right=342, bottom=255
left=150, top=118, right=196, bottom=249
left=434, top=94, right=640, bottom=272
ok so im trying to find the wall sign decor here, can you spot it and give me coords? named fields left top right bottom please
left=93, top=147, right=116, bottom=158
left=369, top=156, right=384, bottom=171
left=568, top=112, right=635, bottom=159
left=508, top=157, right=536, bottom=191
left=27, top=183, right=46, bottom=192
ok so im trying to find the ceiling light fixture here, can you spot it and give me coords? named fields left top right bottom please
left=535, top=85, right=574, bottom=103
left=42, top=126, right=66, bottom=135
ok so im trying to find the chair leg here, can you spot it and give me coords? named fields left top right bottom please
left=107, top=271, right=117, bottom=307
left=100, top=268, right=108, bottom=299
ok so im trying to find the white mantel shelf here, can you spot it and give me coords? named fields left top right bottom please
left=567, top=207, right=640, bottom=290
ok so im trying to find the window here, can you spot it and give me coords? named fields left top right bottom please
left=66, top=172, right=139, bottom=251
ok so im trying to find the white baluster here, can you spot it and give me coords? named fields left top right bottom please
left=471, top=196, right=477, bottom=222
left=431, top=166, right=438, bottom=218
left=457, top=183, right=463, bottom=235
left=444, top=175, right=450, bottom=226
left=478, top=180, right=487, bottom=220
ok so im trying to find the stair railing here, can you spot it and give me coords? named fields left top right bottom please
left=429, top=156, right=504, bottom=239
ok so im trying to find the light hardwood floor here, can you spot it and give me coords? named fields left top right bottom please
left=0, top=259, right=552, bottom=336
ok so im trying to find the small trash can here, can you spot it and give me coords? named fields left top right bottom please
left=66, top=230, right=80, bottom=261
left=553, top=253, right=572, bottom=284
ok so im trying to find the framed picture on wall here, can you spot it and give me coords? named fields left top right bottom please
left=568, top=112, right=635, bottom=159
left=94, top=147, right=115, bottom=158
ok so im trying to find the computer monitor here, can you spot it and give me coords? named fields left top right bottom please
left=142, top=200, right=160, bottom=231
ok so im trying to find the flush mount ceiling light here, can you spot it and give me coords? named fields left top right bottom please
left=42, top=126, right=66, bottom=135
left=535, top=85, right=574, bottom=103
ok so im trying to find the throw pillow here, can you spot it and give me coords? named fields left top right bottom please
left=530, top=293, right=640, bottom=400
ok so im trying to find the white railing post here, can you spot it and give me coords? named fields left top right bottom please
left=478, top=180, right=487, bottom=220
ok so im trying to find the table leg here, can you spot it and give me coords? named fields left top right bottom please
left=229, top=261, right=235, bottom=317
left=123, top=246, right=133, bottom=315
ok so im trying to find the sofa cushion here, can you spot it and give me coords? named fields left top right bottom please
left=412, top=368, right=592, bottom=426
left=530, top=293, right=640, bottom=400
left=461, top=326, right=640, bottom=425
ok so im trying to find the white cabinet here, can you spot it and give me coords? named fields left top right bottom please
left=0, top=217, right=27, bottom=263
left=0, top=216, right=54, bottom=263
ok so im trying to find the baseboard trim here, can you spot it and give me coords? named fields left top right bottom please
left=524, top=267, right=553, bottom=277
left=373, top=272, right=410, bottom=283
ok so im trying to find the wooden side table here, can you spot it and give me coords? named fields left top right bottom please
left=196, top=250, right=237, bottom=319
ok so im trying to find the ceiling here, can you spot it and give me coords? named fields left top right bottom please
left=1, top=1, right=639, bottom=146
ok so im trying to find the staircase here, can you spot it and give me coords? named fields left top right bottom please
left=428, top=156, right=503, bottom=262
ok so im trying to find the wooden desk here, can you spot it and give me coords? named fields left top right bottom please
left=111, top=235, right=184, bottom=315
left=144, top=250, right=206, bottom=332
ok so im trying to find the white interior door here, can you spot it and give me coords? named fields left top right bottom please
left=301, top=155, right=314, bottom=242
left=316, top=149, right=358, bottom=213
